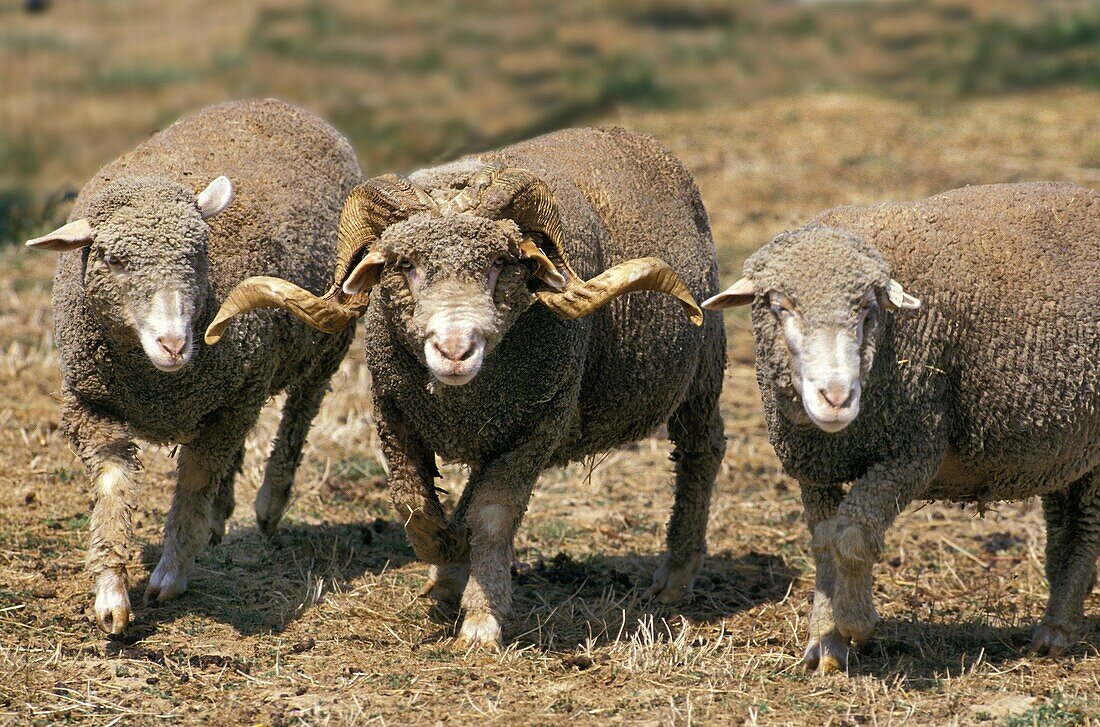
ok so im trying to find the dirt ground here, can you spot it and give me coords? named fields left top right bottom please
left=1, top=92, right=1099, bottom=725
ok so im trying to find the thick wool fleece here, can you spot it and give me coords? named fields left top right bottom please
left=53, top=99, right=362, bottom=613
left=56, top=99, right=361, bottom=447
left=366, top=127, right=727, bottom=634
left=761, top=182, right=1100, bottom=502
left=747, top=181, right=1100, bottom=667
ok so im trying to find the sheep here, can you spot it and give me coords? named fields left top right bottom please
left=26, top=98, right=362, bottom=634
left=205, top=126, right=727, bottom=646
left=703, top=182, right=1100, bottom=673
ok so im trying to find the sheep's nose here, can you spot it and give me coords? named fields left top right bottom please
left=432, top=336, right=475, bottom=362
left=157, top=334, right=186, bottom=358
left=818, top=382, right=854, bottom=409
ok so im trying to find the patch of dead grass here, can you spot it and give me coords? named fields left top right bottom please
left=1, top=93, right=1099, bottom=723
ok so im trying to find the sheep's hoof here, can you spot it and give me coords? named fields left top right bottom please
left=455, top=610, right=503, bottom=650
left=419, top=564, right=468, bottom=604
left=803, top=629, right=850, bottom=675
left=1031, top=622, right=1077, bottom=657
left=834, top=603, right=879, bottom=647
left=256, top=514, right=280, bottom=538
left=208, top=517, right=227, bottom=546
left=254, top=487, right=288, bottom=537
left=644, top=553, right=703, bottom=604
left=144, top=555, right=192, bottom=604
left=94, top=569, right=132, bottom=635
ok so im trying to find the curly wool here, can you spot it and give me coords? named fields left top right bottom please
left=369, top=127, right=725, bottom=471
left=754, top=182, right=1100, bottom=501
left=55, top=99, right=362, bottom=447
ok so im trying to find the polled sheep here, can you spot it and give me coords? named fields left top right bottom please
left=27, top=99, right=362, bottom=634
left=704, top=182, right=1100, bottom=673
left=206, top=127, right=726, bottom=646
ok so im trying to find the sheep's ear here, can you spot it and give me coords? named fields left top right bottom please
left=25, top=218, right=94, bottom=251
left=702, top=277, right=755, bottom=309
left=196, top=176, right=233, bottom=219
left=342, top=250, right=387, bottom=295
left=519, top=237, right=567, bottom=292
left=885, top=279, right=921, bottom=311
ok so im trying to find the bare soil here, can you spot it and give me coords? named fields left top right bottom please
left=1, top=91, right=1098, bottom=724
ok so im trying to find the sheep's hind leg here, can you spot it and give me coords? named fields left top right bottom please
left=1033, top=470, right=1099, bottom=656
left=255, top=378, right=331, bottom=536
left=146, top=408, right=256, bottom=604
left=800, top=484, right=850, bottom=674
left=208, top=446, right=242, bottom=545
left=645, top=379, right=725, bottom=604
left=420, top=489, right=474, bottom=605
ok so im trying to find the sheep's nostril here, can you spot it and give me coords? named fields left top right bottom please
left=433, top=338, right=475, bottom=363
left=819, top=385, right=853, bottom=409
left=157, top=335, right=186, bottom=358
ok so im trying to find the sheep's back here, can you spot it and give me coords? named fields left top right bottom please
left=484, top=127, right=722, bottom=455
left=71, top=98, right=362, bottom=298
left=817, top=182, right=1100, bottom=487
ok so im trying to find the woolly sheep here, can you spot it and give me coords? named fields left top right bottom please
left=704, top=182, right=1100, bottom=673
left=207, top=127, right=726, bottom=646
left=27, top=99, right=362, bottom=634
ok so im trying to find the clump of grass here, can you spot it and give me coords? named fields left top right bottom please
left=1005, top=693, right=1087, bottom=727
left=333, top=453, right=386, bottom=483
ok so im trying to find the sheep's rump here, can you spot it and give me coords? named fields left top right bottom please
left=818, top=182, right=1100, bottom=488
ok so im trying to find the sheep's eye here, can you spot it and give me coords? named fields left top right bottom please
left=490, top=256, right=506, bottom=270
left=397, top=257, right=415, bottom=272
left=104, top=252, right=128, bottom=271
left=769, top=295, right=794, bottom=318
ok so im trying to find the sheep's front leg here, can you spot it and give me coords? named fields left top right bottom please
left=1033, top=470, right=1099, bottom=656
left=455, top=446, right=556, bottom=648
left=800, top=483, right=848, bottom=673
left=378, top=403, right=463, bottom=565
left=809, top=452, right=941, bottom=673
left=61, top=397, right=140, bottom=635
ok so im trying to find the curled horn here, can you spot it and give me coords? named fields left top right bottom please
left=205, top=175, right=433, bottom=344
left=469, top=165, right=703, bottom=326
left=535, top=258, right=703, bottom=325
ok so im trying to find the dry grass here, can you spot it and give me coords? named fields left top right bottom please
left=1, top=91, right=1099, bottom=724
left=4, top=0, right=1100, bottom=201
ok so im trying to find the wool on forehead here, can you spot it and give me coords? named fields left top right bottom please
left=745, top=226, right=892, bottom=309
left=85, top=177, right=197, bottom=224
left=382, top=212, right=521, bottom=258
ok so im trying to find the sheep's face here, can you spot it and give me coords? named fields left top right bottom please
left=373, top=214, right=534, bottom=386
left=702, top=228, right=920, bottom=433
left=27, top=176, right=233, bottom=373
left=765, top=285, right=880, bottom=432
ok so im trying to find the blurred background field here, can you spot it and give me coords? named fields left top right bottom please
left=2, top=1, right=1100, bottom=724
left=3, top=0, right=1100, bottom=246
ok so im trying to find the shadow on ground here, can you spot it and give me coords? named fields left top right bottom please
left=420, top=549, right=800, bottom=652
left=846, top=616, right=1100, bottom=685
left=123, top=518, right=413, bottom=641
